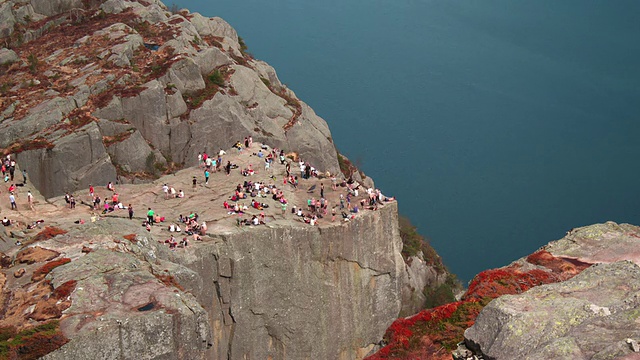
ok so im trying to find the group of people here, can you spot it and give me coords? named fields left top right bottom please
left=162, top=184, right=185, bottom=200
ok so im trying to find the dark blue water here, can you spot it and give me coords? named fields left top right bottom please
left=174, top=0, right=640, bottom=282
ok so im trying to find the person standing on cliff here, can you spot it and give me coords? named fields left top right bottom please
left=128, top=204, right=134, bottom=220
left=320, top=183, right=324, bottom=199
left=204, top=169, right=210, bottom=185
left=147, top=207, right=154, bottom=225
left=89, top=184, right=94, bottom=198
left=27, top=191, right=34, bottom=211
left=225, top=161, right=231, bottom=176
left=9, top=192, right=16, bottom=210
left=162, top=184, right=169, bottom=200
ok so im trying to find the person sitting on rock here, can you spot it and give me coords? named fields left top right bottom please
left=166, top=235, right=177, bottom=249
left=2, top=217, right=11, bottom=226
left=107, top=181, right=114, bottom=191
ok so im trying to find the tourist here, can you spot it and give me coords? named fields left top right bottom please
left=177, top=189, right=184, bottom=198
left=2, top=217, right=11, bottom=226
left=192, top=176, right=197, bottom=189
left=204, top=169, right=210, bottom=185
left=147, top=207, right=154, bottom=225
left=69, top=195, right=76, bottom=209
left=128, top=204, right=134, bottom=220
left=27, top=191, right=34, bottom=211
left=9, top=192, right=16, bottom=210
left=89, top=184, right=94, bottom=198
left=163, top=184, right=169, bottom=199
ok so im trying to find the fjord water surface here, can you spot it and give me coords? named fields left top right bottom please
left=176, top=0, right=640, bottom=282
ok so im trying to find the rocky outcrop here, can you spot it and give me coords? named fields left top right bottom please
left=369, top=221, right=640, bottom=359
left=4, top=196, right=405, bottom=359
left=460, top=222, right=640, bottom=360
left=465, top=261, right=640, bottom=360
left=0, top=0, right=340, bottom=198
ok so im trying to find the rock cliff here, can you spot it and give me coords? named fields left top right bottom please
left=32, top=204, right=404, bottom=360
left=0, top=140, right=451, bottom=359
left=0, top=0, right=340, bottom=198
left=368, top=221, right=640, bottom=360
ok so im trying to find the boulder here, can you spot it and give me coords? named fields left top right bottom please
left=160, top=57, right=205, bottom=94
left=105, top=130, right=158, bottom=173
left=193, top=47, right=233, bottom=75
left=119, top=80, right=170, bottom=154
left=132, top=3, right=168, bottom=24
left=29, top=0, right=84, bottom=17
left=0, top=48, right=19, bottom=65
left=464, top=261, right=640, bottom=360
left=229, top=65, right=291, bottom=120
left=0, top=3, right=16, bottom=38
left=16, top=122, right=117, bottom=198
left=0, top=97, right=76, bottom=148
left=99, top=0, right=130, bottom=14
left=165, top=90, right=187, bottom=119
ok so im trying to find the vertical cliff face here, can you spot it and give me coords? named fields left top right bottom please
left=31, top=202, right=405, bottom=359
left=171, top=202, right=405, bottom=359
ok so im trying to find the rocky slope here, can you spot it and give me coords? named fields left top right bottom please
left=368, top=222, right=640, bottom=360
left=0, top=0, right=341, bottom=198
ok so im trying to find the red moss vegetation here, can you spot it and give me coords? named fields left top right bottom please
left=526, top=249, right=591, bottom=275
left=102, top=130, right=134, bottom=147
left=201, top=35, right=224, bottom=49
left=31, top=227, right=68, bottom=243
left=123, top=234, right=137, bottom=242
left=368, top=255, right=592, bottom=359
left=3, top=137, right=54, bottom=155
left=0, top=321, right=68, bottom=360
left=52, top=280, right=77, bottom=299
left=31, top=258, right=71, bottom=282
left=154, top=274, right=184, bottom=291
left=16, top=247, right=60, bottom=265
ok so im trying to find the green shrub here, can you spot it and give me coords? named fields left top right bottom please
left=27, top=53, right=39, bottom=74
left=423, top=274, right=458, bottom=309
left=238, top=36, right=248, bottom=53
left=208, top=70, right=224, bottom=86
